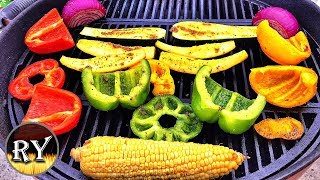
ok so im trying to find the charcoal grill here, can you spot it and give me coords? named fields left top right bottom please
left=0, top=0, right=320, bottom=179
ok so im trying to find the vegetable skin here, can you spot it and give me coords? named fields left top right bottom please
left=254, top=117, right=304, bottom=140
left=159, top=50, right=248, bottom=74
left=171, top=21, right=257, bottom=40
left=155, top=40, right=236, bottom=59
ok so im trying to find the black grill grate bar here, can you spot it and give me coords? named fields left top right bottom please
left=199, top=0, right=204, bottom=19
left=58, top=133, right=72, bottom=159
left=232, top=67, right=238, bottom=92
left=119, top=0, right=129, bottom=18
left=208, top=0, right=213, bottom=19
left=167, top=0, right=174, bottom=19
left=134, top=0, right=144, bottom=19
left=111, top=0, right=122, bottom=18
left=178, top=75, right=184, bottom=99
left=68, top=105, right=92, bottom=166
left=215, top=0, right=221, bottom=19
left=175, top=0, right=182, bottom=19
left=151, top=0, right=159, bottom=19
left=227, top=136, right=237, bottom=179
left=241, top=135, right=250, bottom=176
left=104, top=0, right=114, bottom=17
left=240, top=61, right=250, bottom=98
left=143, top=0, right=152, bottom=19
left=115, top=117, right=123, bottom=137
left=126, top=0, right=136, bottom=19
left=253, top=131, right=263, bottom=169
left=231, top=0, right=238, bottom=19
left=192, top=0, right=197, bottom=19
left=223, top=0, right=229, bottom=19
left=248, top=2, right=255, bottom=19
left=239, top=0, right=246, bottom=19
left=90, top=111, right=100, bottom=138
left=103, top=116, right=112, bottom=135
left=159, top=0, right=167, bottom=19
left=183, top=0, right=189, bottom=19
left=299, top=112, right=307, bottom=131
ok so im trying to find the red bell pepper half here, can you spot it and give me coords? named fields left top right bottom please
left=25, top=8, right=75, bottom=54
left=8, top=59, right=65, bottom=101
left=22, top=85, right=82, bottom=135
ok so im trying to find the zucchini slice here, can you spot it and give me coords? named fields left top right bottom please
left=159, top=50, right=248, bottom=74
left=155, top=40, right=236, bottom=59
left=170, top=21, right=257, bottom=40
left=60, top=50, right=145, bottom=72
left=77, top=39, right=155, bottom=59
left=80, top=27, right=166, bottom=40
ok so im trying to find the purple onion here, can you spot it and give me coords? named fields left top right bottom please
left=252, top=7, right=299, bottom=38
left=62, top=0, right=106, bottom=28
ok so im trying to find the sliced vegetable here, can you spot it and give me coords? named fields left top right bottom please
left=22, top=85, right=82, bottom=135
left=192, top=65, right=266, bottom=134
left=80, top=27, right=166, bottom=39
left=82, top=60, right=150, bottom=111
left=170, top=21, right=257, bottom=40
left=131, top=95, right=202, bottom=142
left=257, top=20, right=311, bottom=65
left=25, top=8, right=75, bottom=54
left=70, top=136, right=245, bottom=179
left=62, top=0, right=106, bottom=28
left=148, top=60, right=175, bottom=96
left=60, top=50, right=145, bottom=72
left=254, top=117, right=304, bottom=140
left=77, top=39, right=155, bottom=59
left=155, top=40, right=236, bottom=59
left=159, top=50, right=248, bottom=74
left=8, top=59, right=65, bottom=101
left=252, top=7, right=299, bottom=38
left=249, top=65, right=318, bottom=108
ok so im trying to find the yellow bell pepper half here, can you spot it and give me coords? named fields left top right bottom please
left=257, top=20, right=311, bottom=65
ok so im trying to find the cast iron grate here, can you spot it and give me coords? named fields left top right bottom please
left=6, top=0, right=320, bottom=179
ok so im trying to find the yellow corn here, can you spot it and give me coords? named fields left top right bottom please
left=70, top=136, right=245, bottom=179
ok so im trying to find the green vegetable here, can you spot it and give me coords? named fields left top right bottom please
left=0, top=0, right=11, bottom=7
left=191, top=65, right=266, bottom=134
left=130, top=95, right=203, bottom=142
left=60, top=50, right=145, bottom=72
left=80, top=27, right=166, bottom=40
left=82, top=60, right=151, bottom=111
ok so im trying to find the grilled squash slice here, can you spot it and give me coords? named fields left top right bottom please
left=171, top=21, right=257, bottom=40
left=155, top=40, right=236, bottom=59
left=80, top=27, right=166, bottom=40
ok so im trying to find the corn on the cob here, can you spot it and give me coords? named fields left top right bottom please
left=70, top=136, right=245, bottom=179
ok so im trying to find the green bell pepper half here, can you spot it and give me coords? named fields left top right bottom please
left=130, top=95, right=203, bottom=142
left=191, top=65, right=266, bottom=134
left=82, top=59, right=151, bottom=111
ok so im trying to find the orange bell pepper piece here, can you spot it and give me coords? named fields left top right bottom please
left=257, top=20, right=311, bottom=65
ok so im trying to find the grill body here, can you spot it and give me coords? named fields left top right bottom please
left=0, top=0, right=320, bottom=179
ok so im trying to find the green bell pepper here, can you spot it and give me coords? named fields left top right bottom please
left=82, top=60, right=151, bottom=111
left=130, top=95, right=203, bottom=142
left=191, top=65, right=266, bottom=134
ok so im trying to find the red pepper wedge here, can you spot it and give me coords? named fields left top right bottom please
left=22, top=85, right=82, bottom=135
left=25, top=8, right=75, bottom=54
left=8, top=59, right=65, bottom=101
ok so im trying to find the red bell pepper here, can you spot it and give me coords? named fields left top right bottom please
left=25, top=8, right=75, bottom=54
left=8, top=59, right=65, bottom=101
left=22, top=85, right=82, bottom=135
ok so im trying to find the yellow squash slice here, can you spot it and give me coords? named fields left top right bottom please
left=159, top=50, right=248, bottom=74
left=77, top=39, right=155, bottom=59
left=80, top=27, right=166, bottom=39
left=155, top=40, right=236, bottom=59
left=60, top=50, right=145, bottom=72
left=171, top=21, right=257, bottom=40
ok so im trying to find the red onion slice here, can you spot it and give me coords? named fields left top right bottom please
left=62, top=0, right=106, bottom=28
left=252, top=7, right=299, bottom=38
